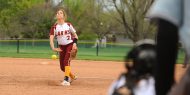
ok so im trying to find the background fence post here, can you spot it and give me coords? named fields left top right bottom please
left=17, top=39, right=20, bottom=53
left=96, top=43, right=99, bottom=56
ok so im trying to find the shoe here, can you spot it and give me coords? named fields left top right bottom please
left=61, top=76, right=70, bottom=86
left=61, top=80, right=70, bottom=86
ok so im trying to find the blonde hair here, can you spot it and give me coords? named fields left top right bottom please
left=56, top=8, right=67, bottom=21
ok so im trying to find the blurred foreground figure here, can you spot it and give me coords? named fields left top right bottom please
left=147, top=0, right=190, bottom=94
left=108, top=39, right=156, bottom=95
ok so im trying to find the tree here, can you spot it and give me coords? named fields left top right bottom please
left=0, top=0, right=45, bottom=39
left=58, top=0, right=121, bottom=41
left=108, top=0, right=156, bottom=42
left=63, top=0, right=87, bottom=36
left=20, top=4, right=54, bottom=39
left=81, top=0, right=121, bottom=41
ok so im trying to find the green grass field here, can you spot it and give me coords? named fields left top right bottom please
left=0, top=39, right=186, bottom=63
left=0, top=47, right=129, bottom=61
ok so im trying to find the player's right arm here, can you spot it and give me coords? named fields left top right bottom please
left=49, top=25, right=62, bottom=52
left=50, top=35, right=62, bottom=52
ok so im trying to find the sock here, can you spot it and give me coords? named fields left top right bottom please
left=65, top=66, right=71, bottom=78
left=64, top=76, right=69, bottom=81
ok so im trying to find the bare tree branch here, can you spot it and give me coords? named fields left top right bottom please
left=111, top=0, right=156, bottom=42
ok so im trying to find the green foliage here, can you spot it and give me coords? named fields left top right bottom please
left=20, top=5, right=54, bottom=39
left=0, top=0, right=45, bottom=39
left=63, top=0, right=92, bottom=36
left=0, top=0, right=156, bottom=41
left=62, top=0, right=121, bottom=41
left=79, top=31, right=97, bottom=40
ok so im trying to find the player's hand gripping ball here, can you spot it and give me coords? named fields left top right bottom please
left=51, top=54, right=57, bottom=60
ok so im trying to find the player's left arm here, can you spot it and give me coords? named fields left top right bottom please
left=69, top=23, right=78, bottom=50
left=71, top=32, right=78, bottom=50
left=70, top=32, right=78, bottom=59
left=70, top=28, right=78, bottom=59
left=72, top=32, right=78, bottom=40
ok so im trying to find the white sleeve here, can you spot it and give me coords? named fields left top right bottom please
left=108, top=81, right=117, bottom=95
left=69, top=24, right=76, bottom=33
left=134, top=77, right=155, bottom=95
left=108, top=76, right=126, bottom=95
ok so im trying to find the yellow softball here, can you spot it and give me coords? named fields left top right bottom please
left=51, top=54, right=57, bottom=60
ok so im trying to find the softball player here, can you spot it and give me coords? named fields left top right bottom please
left=49, top=8, right=78, bottom=86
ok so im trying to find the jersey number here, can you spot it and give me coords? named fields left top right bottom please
left=67, top=35, right=70, bottom=40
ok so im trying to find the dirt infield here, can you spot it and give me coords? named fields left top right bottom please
left=0, top=58, right=187, bottom=95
